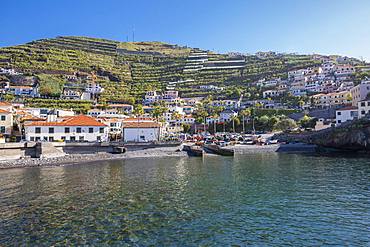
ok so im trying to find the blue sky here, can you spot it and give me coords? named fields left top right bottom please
left=2, top=0, right=370, bottom=60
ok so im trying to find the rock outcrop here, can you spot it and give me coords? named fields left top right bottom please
left=275, top=118, right=370, bottom=151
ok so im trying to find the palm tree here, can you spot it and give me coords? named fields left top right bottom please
left=172, top=112, right=182, bottom=128
left=250, top=108, right=256, bottom=134
left=213, top=114, right=219, bottom=134
left=240, top=109, right=251, bottom=133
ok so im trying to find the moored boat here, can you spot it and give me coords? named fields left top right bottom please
left=203, top=144, right=234, bottom=156
left=187, top=146, right=203, bottom=157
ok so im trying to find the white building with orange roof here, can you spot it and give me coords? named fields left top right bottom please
left=24, top=115, right=109, bottom=142
left=0, top=102, right=13, bottom=112
left=311, top=91, right=351, bottom=108
left=122, top=120, right=161, bottom=142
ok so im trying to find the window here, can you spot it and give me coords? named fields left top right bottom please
left=337, top=120, right=341, bottom=123
left=35, top=137, right=40, bottom=141
left=35, top=127, right=41, bottom=134
left=361, top=102, right=366, bottom=107
left=89, top=127, right=94, bottom=133
left=79, top=136, right=84, bottom=141
left=77, top=127, right=81, bottom=133
left=337, top=112, right=341, bottom=115
left=0, top=126, right=5, bottom=133
left=49, top=137, right=54, bottom=142
left=65, top=127, right=70, bottom=133
left=99, top=127, right=104, bottom=133
left=367, top=102, right=370, bottom=107
left=362, top=110, right=366, bottom=115
left=97, top=136, right=101, bottom=141
left=0, top=115, right=5, bottom=121
left=30, top=137, right=35, bottom=141
left=61, top=136, right=66, bottom=141
left=49, top=127, right=54, bottom=134
left=70, top=136, right=76, bottom=142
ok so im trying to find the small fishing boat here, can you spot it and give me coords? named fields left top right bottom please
left=183, top=144, right=203, bottom=157
left=111, top=146, right=127, bottom=154
left=203, top=144, right=234, bottom=156
left=188, top=146, right=204, bottom=157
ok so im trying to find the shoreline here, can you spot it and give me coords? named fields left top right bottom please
left=0, top=146, right=187, bottom=169
left=0, top=143, right=318, bottom=170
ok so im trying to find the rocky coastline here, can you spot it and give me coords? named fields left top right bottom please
left=0, top=146, right=187, bottom=169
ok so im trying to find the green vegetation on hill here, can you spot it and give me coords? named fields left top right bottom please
left=0, top=36, right=325, bottom=102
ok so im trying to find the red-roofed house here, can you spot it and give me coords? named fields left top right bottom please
left=24, top=115, right=109, bottom=142
left=0, top=102, right=13, bottom=112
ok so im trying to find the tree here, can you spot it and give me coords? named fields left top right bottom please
left=240, top=108, right=251, bottom=133
left=134, top=104, right=144, bottom=116
left=231, top=116, right=240, bottom=133
left=273, top=118, right=297, bottom=132
left=152, top=105, right=165, bottom=121
left=299, top=115, right=317, bottom=129
left=182, top=123, right=191, bottom=133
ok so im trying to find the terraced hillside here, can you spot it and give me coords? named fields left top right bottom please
left=0, top=36, right=322, bottom=102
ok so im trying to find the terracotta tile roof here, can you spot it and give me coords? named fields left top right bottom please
left=0, top=109, right=10, bottom=114
left=122, top=122, right=160, bottom=128
left=21, top=116, right=46, bottom=122
left=108, top=104, right=133, bottom=107
left=123, top=117, right=154, bottom=122
left=24, top=115, right=107, bottom=127
left=337, top=106, right=358, bottom=111
left=0, top=102, right=11, bottom=106
left=9, top=85, right=33, bottom=89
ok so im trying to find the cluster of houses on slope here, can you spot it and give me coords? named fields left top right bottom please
left=258, top=58, right=358, bottom=102
left=0, top=68, right=105, bottom=101
left=0, top=100, right=164, bottom=143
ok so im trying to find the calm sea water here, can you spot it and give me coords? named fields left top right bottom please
left=0, top=153, right=369, bottom=246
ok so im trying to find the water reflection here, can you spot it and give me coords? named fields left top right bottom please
left=0, top=154, right=369, bottom=245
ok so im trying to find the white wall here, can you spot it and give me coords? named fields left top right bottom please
left=123, top=128, right=160, bottom=142
left=25, top=126, right=109, bottom=142
left=336, top=110, right=357, bottom=124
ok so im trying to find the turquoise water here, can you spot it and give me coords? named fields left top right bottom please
left=0, top=153, right=369, bottom=246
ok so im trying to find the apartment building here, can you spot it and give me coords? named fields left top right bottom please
left=24, top=115, right=109, bottom=142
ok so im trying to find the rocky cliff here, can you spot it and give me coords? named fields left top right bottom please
left=276, top=118, right=370, bottom=151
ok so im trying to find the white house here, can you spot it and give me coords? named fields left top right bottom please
left=336, top=106, right=358, bottom=125
left=358, top=100, right=370, bottom=119
left=0, top=109, right=13, bottom=137
left=178, top=115, right=195, bottom=125
left=122, top=121, right=161, bottom=142
left=85, top=84, right=104, bottom=94
left=219, top=109, right=237, bottom=122
left=350, top=80, right=370, bottom=106
left=262, top=90, right=283, bottom=98
left=7, top=85, right=39, bottom=97
left=24, top=115, right=109, bottom=142
left=334, top=64, right=355, bottom=76
left=87, top=108, right=105, bottom=117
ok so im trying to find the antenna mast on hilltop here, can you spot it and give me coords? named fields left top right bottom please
left=132, top=26, right=135, bottom=42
